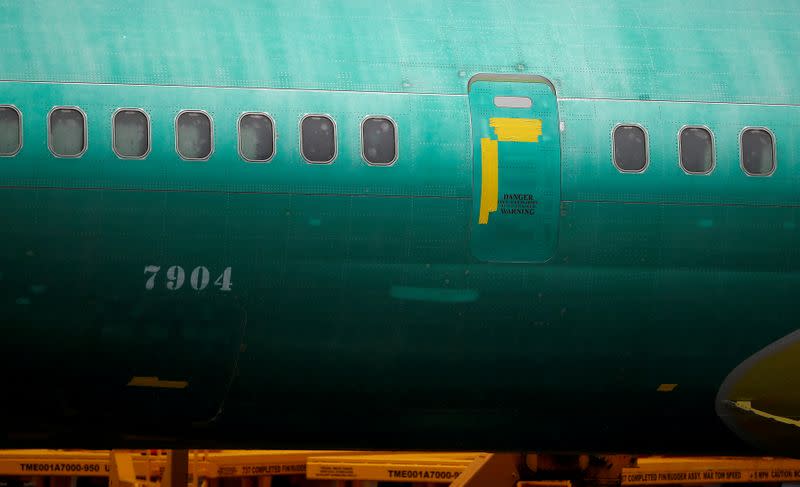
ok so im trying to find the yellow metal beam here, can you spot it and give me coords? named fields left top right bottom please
left=307, top=452, right=483, bottom=483
left=204, top=450, right=353, bottom=478
left=517, top=482, right=572, bottom=487
left=622, top=457, right=800, bottom=485
left=8, top=450, right=799, bottom=486
left=0, top=450, right=353, bottom=479
left=0, top=450, right=118, bottom=477
left=450, top=453, right=521, bottom=487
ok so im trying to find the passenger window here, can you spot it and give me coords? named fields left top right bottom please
left=48, top=107, right=86, bottom=157
left=238, top=113, right=275, bottom=162
left=0, top=106, right=21, bottom=156
left=613, top=124, right=648, bottom=172
left=362, top=116, right=397, bottom=165
left=301, top=115, right=336, bottom=163
left=741, top=128, right=775, bottom=176
left=679, top=126, right=714, bottom=174
left=176, top=110, right=213, bottom=160
left=113, top=109, right=150, bottom=159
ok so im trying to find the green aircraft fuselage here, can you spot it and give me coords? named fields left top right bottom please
left=0, top=0, right=799, bottom=455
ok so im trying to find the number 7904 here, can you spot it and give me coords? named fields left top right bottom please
left=144, top=265, right=232, bottom=292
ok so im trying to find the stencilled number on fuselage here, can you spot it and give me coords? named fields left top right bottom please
left=144, top=265, right=232, bottom=292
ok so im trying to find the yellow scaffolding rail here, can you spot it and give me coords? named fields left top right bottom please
left=2, top=450, right=800, bottom=486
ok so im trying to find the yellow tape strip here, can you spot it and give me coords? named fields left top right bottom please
left=490, top=118, right=543, bottom=143
left=127, top=376, right=189, bottom=389
left=479, top=138, right=498, bottom=224
left=478, top=117, right=542, bottom=224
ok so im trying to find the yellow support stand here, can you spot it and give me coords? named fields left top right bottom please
left=109, top=451, right=137, bottom=487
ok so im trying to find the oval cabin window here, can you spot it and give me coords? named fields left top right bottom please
left=48, top=107, right=86, bottom=158
left=301, top=115, right=336, bottom=164
left=741, top=128, right=775, bottom=176
left=0, top=106, right=21, bottom=156
left=238, top=113, right=275, bottom=162
left=176, top=110, right=213, bottom=160
left=362, top=116, right=397, bottom=166
left=679, top=126, right=715, bottom=174
left=113, top=109, right=150, bottom=159
left=613, top=124, right=648, bottom=172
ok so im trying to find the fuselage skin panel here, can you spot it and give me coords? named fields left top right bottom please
left=0, top=0, right=798, bottom=454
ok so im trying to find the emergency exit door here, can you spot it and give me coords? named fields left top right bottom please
left=468, top=75, right=561, bottom=263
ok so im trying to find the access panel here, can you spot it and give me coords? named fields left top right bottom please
left=469, top=76, right=561, bottom=263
